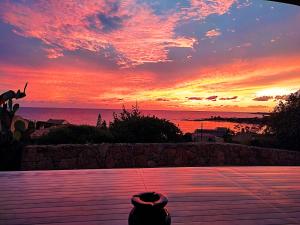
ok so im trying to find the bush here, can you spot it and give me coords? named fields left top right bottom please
left=36, top=125, right=113, bottom=145
left=109, top=107, right=184, bottom=143
left=266, top=90, right=300, bottom=150
left=35, top=107, right=186, bottom=144
left=249, top=136, right=277, bottom=148
left=182, top=132, right=193, bottom=142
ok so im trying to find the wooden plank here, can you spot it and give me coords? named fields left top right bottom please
left=1, top=167, right=300, bottom=225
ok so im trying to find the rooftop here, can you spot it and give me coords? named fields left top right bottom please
left=46, top=119, right=69, bottom=125
left=1, top=167, right=300, bottom=225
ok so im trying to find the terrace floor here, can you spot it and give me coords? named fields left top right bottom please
left=0, top=167, right=300, bottom=225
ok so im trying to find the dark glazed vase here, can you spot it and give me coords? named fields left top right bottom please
left=128, top=192, right=171, bottom=225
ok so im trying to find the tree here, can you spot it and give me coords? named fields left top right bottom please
left=96, top=113, right=107, bottom=129
left=223, top=128, right=234, bottom=143
left=266, top=90, right=300, bottom=150
left=109, top=106, right=183, bottom=143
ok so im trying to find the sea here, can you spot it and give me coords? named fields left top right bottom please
left=18, top=107, right=262, bottom=133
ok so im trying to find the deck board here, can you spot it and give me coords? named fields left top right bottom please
left=1, top=167, right=300, bottom=225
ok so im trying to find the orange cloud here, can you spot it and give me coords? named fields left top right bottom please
left=0, top=62, right=156, bottom=108
left=133, top=53, right=300, bottom=111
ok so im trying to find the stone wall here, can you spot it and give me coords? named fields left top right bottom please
left=21, top=143, right=300, bottom=170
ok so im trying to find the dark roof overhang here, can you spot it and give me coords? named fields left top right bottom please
left=267, top=0, right=300, bottom=6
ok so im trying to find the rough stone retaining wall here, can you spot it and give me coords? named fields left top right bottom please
left=21, top=143, right=300, bottom=170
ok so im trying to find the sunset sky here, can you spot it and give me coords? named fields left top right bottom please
left=0, top=0, right=299, bottom=112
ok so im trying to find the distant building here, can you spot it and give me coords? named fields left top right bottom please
left=31, top=119, right=69, bottom=139
left=192, top=127, right=228, bottom=143
left=47, top=119, right=69, bottom=125
left=35, top=119, right=69, bottom=130
left=192, top=132, right=217, bottom=142
left=194, top=127, right=228, bottom=137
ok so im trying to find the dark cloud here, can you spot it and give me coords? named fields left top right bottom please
left=206, top=96, right=218, bottom=101
left=97, top=13, right=124, bottom=32
left=219, top=96, right=238, bottom=100
left=106, top=1, right=120, bottom=13
left=155, top=98, right=170, bottom=101
left=187, top=97, right=203, bottom=100
left=275, top=95, right=288, bottom=101
left=252, top=96, right=273, bottom=101
left=87, top=12, right=126, bottom=33
left=0, top=22, right=49, bottom=67
left=101, top=98, right=124, bottom=102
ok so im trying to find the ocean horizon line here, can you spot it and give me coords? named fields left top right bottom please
left=20, top=106, right=269, bottom=114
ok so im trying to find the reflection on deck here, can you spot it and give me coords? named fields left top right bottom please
left=1, top=167, right=300, bottom=225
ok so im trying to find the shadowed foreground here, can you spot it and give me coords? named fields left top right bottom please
left=1, top=167, right=300, bottom=225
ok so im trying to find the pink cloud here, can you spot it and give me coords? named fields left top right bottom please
left=182, top=0, right=236, bottom=20
left=205, top=29, right=222, bottom=38
left=0, top=0, right=239, bottom=67
left=0, top=0, right=196, bottom=67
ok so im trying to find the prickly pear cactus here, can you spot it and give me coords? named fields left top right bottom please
left=14, top=120, right=26, bottom=132
left=0, top=83, right=28, bottom=145
left=13, top=120, right=26, bottom=141
left=0, top=84, right=28, bottom=170
left=13, top=130, right=22, bottom=142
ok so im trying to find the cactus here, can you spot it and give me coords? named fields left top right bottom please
left=13, top=104, right=19, bottom=114
left=0, top=83, right=28, bottom=144
left=13, top=120, right=26, bottom=141
left=14, top=120, right=26, bottom=132
left=13, top=130, right=22, bottom=142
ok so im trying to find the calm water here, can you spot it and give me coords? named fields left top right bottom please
left=18, top=107, right=261, bottom=133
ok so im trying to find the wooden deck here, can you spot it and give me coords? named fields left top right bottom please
left=1, top=167, right=300, bottom=225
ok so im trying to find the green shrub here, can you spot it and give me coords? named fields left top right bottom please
left=36, top=125, right=113, bottom=145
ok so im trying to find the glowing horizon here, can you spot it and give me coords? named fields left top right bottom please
left=0, top=0, right=299, bottom=112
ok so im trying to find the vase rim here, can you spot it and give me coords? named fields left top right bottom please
left=131, top=192, right=168, bottom=209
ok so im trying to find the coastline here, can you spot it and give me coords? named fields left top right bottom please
left=18, top=107, right=263, bottom=133
left=183, top=116, right=268, bottom=125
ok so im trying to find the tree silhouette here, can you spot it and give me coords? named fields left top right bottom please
left=266, top=90, right=300, bottom=150
left=109, top=106, right=183, bottom=143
